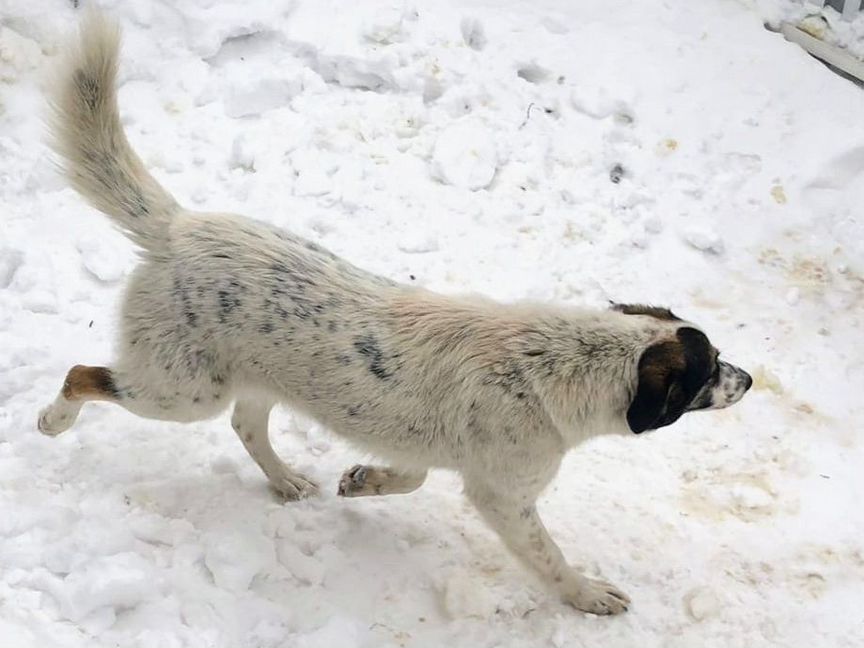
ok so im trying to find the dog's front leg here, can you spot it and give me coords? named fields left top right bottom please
left=464, top=481, right=630, bottom=615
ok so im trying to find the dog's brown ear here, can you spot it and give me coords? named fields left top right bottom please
left=611, top=303, right=681, bottom=321
left=627, top=340, right=686, bottom=433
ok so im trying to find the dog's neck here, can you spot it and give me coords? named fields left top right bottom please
left=516, top=312, right=659, bottom=445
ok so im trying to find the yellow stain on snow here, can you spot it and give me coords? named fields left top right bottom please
left=656, top=138, right=679, bottom=156
left=751, top=364, right=783, bottom=395
left=680, top=470, right=782, bottom=523
left=771, top=184, right=787, bottom=204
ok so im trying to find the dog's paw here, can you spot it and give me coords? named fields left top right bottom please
left=562, top=577, right=630, bottom=615
left=270, top=471, right=318, bottom=501
left=337, top=464, right=370, bottom=497
left=37, top=404, right=75, bottom=436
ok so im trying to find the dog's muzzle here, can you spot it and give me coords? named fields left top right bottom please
left=689, top=361, right=752, bottom=411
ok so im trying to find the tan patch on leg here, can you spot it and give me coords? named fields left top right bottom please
left=62, top=365, right=118, bottom=402
left=39, top=365, right=117, bottom=435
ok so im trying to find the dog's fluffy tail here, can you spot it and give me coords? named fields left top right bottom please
left=49, top=11, right=178, bottom=254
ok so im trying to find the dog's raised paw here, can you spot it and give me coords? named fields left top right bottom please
left=337, top=464, right=368, bottom=497
left=37, top=406, right=74, bottom=436
left=270, top=471, right=318, bottom=501
left=563, top=578, right=630, bottom=615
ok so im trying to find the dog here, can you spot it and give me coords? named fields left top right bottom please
left=38, top=12, right=752, bottom=615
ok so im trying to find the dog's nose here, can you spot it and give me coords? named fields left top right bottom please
left=742, top=371, right=753, bottom=391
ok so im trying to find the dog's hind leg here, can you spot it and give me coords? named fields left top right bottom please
left=231, top=398, right=317, bottom=501
left=37, top=365, right=117, bottom=436
left=337, top=464, right=427, bottom=497
left=38, top=363, right=231, bottom=435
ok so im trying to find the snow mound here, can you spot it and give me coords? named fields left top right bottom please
left=55, top=553, right=161, bottom=623
left=76, top=237, right=129, bottom=284
left=0, top=26, right=42, bottom=82
left=224, top=76, right=304, bottom=118
left=682, top=226, right=725, bottom=255
left=204, top=531, right=276, bottom=592
left=432, top=120, right=498, bottom=190
left=397, top=229, right=439, bottom=254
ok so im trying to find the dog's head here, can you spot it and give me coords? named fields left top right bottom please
left=612, top=304, right=752, bottom=434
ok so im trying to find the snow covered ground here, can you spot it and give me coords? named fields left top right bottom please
left=1, top=0, right=863, bottom=646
